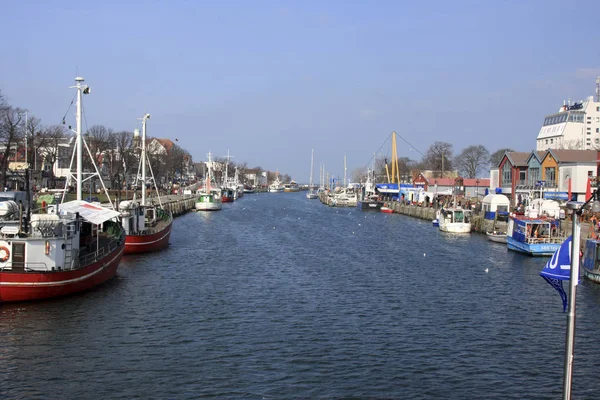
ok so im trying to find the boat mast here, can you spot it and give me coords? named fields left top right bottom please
left=207, top=152, right=212, bottom=192
left=74, top=77, right=87, bottom=201
left=344, top=154, right=347, bottom=188
left=309, top=149, right=314, bottom=189
left=141, top=113, right=150, bottom=207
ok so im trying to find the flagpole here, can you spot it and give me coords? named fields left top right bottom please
left=563, top=201, right=581, bottom=400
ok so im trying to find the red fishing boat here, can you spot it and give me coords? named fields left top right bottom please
left=0, top=77, right=126, bottom=302
left=221, top=188, right=235, bottom=203
left=120, top=113, right=173, bottom=254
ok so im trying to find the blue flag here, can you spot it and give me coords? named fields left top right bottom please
left=540, top=236, right=573, bottom=312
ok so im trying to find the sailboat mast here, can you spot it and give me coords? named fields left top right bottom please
left=141, top=113, right=150, bottom=207
left=207, top=152, right=212, bottom=192
left=310, top=149, right=314, bottom=187
left=344, top=154, right=347, bottom=187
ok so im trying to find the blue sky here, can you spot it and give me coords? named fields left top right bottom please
left=2, top=0, right=600, bottom=182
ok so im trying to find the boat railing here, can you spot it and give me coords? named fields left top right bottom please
left=0, top=262, right=51, bottom=272
left=79, top=233, right=124, bottom=268
left=526, top=236, right=566, bottom=244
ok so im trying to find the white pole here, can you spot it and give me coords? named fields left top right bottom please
left=141, top=113, right=150, bottom=207
left=344, top=154, right=347, bottom=187
left=75, top=77, right=83, bottom=201
left=563, top=202, right=582, bottom=400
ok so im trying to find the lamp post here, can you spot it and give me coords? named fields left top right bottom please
left=476, top=178, right=480, bottom=201
left=563, top=190, right=600, bottom=399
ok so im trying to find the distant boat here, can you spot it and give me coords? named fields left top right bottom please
left=380, top=206, right=393, bottom=214
left=306, top=149, right=318, bottom=199
left=284, top=181, right=300, bottom=192
left=196, top=152, right=222, bottom=211
left=269, top=173, right=284, bottom=193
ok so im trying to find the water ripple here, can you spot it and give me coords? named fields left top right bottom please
left=1, top=192, right=598, bottom=399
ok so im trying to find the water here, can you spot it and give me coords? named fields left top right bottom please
left=2, top=192, right=600, bottom=399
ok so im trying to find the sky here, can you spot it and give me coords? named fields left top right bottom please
left=2, top=0, right=600, bottom=183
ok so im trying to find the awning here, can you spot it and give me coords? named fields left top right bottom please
left=59, top=200, right=120, bottom=225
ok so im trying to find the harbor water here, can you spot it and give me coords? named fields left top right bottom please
left=3, top=192, right=600, bottom=399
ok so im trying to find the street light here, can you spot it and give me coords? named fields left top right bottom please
left=563, top=190, right=600, bottom=399
left=476, top=178, right=480, bottom=201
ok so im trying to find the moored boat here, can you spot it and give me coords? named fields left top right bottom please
left=583, top=238, right=600, bottom=284
left=221, top=187, right=235, bottom=202
left=380, top=206, right=393, bottom=214
left=0, top=77, right=125, bottom=302
left=195, top=152, right=223, bottom=211
left=486, top=231, right=507, bottom=244
left=121, top=113, right=173, bottom=254
left=506, top=215, right=564, bottom=256
left=438, top=208, right=471, bottom=233
left=269, top=173, right=284, bottom=193
left=306, top=149, right=318, bottom=199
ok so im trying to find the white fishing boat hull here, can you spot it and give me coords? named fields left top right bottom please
left=486, top=232, right=507, bottom=243
left=439, top=222, right=471, bottom=233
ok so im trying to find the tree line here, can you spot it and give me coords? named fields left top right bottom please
left=0, top=89, right=193, bottom=190
left=353, top=140, right=515, bottom=183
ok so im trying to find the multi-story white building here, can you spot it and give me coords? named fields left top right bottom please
left=536, top=79, right=600, bottom=150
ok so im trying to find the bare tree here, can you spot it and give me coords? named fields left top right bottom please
left=24, top=115, right=43, bottom=170
left=454, top=145, right=490, bottom=178
left=0, top=103, right=25, bottom=187
left=84, top=124, right=112, bottom=172
left=422, top=141, right=453, bottom=178
left=489, top=148, right=515, bottom=168
left=112, top=131, right=136, bottom=178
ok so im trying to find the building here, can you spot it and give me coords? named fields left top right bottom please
left=536, top=79, right=600, bottom=151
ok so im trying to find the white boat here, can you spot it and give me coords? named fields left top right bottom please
left=195, top=192, right=222, bottom=211
left=306, top=149, right=318, bottom=199
left=196, top=152, right=222, bottom=211
left=486, top=231, right=507, bottom=243
left=437, top=208, right=471, bottom=233
left=269, top=172, right=284, bottom=193
left=284, top=181, right=300, bottom=192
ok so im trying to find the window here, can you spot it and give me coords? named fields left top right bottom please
left=529, top=167, right=540, bottom=184
left=551, top=139, right=554, bottom=143
left=595, top=138, right=599, bottom=144
left=597, top=128, right=599, bottom=133
left=589, top=171, right=594, bottom=177
left=545, top=139, right=548, bottom=144
left=502, top=163, right=512, bottom=185
left=546, top=167, right=556, bottom=183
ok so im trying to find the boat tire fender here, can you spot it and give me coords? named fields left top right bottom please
left=0, top=246, right=10, bottom=262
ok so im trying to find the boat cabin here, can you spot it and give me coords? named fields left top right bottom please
left=507, top=217, right=560, bottom=244
left=440, top=208, right=470, bottom=224
left=119, top=200, right=146, bottom=235
left=482, top=194, right=510, bottom=220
